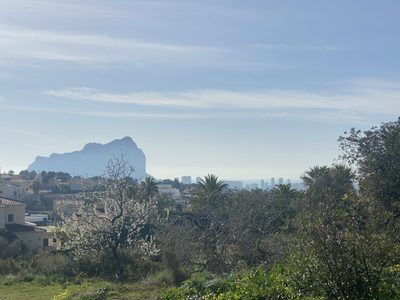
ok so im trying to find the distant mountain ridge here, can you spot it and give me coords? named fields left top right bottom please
left=27, top=137, right=149, bottom=178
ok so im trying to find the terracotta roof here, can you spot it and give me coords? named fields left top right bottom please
left=0, top=196, right=27, bottom=207
left=5, top=223, right=46, bottom=233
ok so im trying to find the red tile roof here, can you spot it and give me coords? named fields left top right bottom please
left=0, top=196, right=27, bottom=207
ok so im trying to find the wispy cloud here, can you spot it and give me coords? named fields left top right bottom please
left=3, top=104, right=262, bottom=119
left=2, top=103, right=365, bottom=123
left=43, top=79, right=400, bottom=116
left=254, top=44, right=353, bottom=51
left=0, top=0, right=257, bottom=20
left=0, top=23, right=349, bottom=68
left=12, top=130, right=71, bottom=143
left=3, top=79, right=397, bottom=122
left=0, top=0, right=119, bottom=18
left=0, top=24, right=225, bottom=66
left=351, top=78, right=400, bottom=89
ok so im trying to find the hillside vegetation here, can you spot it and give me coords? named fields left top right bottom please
left=2, top=118, right=400, bottom=299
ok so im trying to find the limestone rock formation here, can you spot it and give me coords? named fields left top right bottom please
left=27, top=137, right=149, bottom=179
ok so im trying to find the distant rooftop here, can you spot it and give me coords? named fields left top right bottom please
left=0, top=196, right=27, bottom=207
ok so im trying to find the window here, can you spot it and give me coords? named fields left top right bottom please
left=7, top=214, right=14, bottom=223
left=43, top=239, right=49, bottom=247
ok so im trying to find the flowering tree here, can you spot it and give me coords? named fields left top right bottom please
left=58, top=155, right=158, bottom=273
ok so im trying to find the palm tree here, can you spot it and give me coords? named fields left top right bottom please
left=271, top=183, right=298, bottom=222
left=329, top=164, right=355, bottom=196
left=271, top=183, right=297, bottom=200
left=141, top=177, right=159, bottom=200
left=189, top=175, right=228, bottom=271
left=300, top=164, right=354, bottom=197
left=300, top=165, right=330, bottom=195
left=190, top=174, right=228, bottom=211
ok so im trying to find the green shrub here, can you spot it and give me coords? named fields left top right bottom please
left=142, top=269, right=175, bottom=288
left=20, top=274, right=35, bottom=282
left=284, top=192, right=400, bottom=299
left=162, top=251, right=189, bottom=285
left=0, top=259, right=11, bottom=274
left=163, top=265, right=302, bottom=300
left=0, top=229, right=28, bottom=259
left=118, top=248, right=162, bottom=281
left=28, top=250, right=78, bottom=277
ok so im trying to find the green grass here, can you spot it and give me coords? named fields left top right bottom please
left=0, top=275, right=164, bottom=300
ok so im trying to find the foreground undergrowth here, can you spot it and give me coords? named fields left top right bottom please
left=163, top=263, right=400, bottom=300
left=0, top=274, right=164, bottom=300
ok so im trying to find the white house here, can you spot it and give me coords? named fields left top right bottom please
left=0, top=196, right=60, bottom=251
left=0, top=180, right=32, bottom=200
left=157, top=184, right=180, bottom=199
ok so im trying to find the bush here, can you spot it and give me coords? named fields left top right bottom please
left=0, top=229, right=28, bottom=259
left=284, top=192, right=400, bottom=299
left=0, top=259, right=11, bottom=274
left=162, top=251, right=189, bottom=285
left=29, top=251, right=78, bottom=277
left=163, top=265, right=301, bottom=300
left=142, top=269, right=175, bottom=288
left=117, top=248, right=163, bottom=282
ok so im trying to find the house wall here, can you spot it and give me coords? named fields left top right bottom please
left=0, top=207, right=5, bottom=229
left=158, top=184, right=181, bottom=199
left=70, top=183, right=83, bottom=191
left=0, top=180, right=31, bottom=200
left=1, top=202, right=60, bottom=251
left=17, top=231, right=53, bottom=251
left=4, top=205, right=25, bottom=224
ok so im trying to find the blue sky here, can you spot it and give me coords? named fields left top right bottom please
left=1, top=0, right=399, bottom=181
